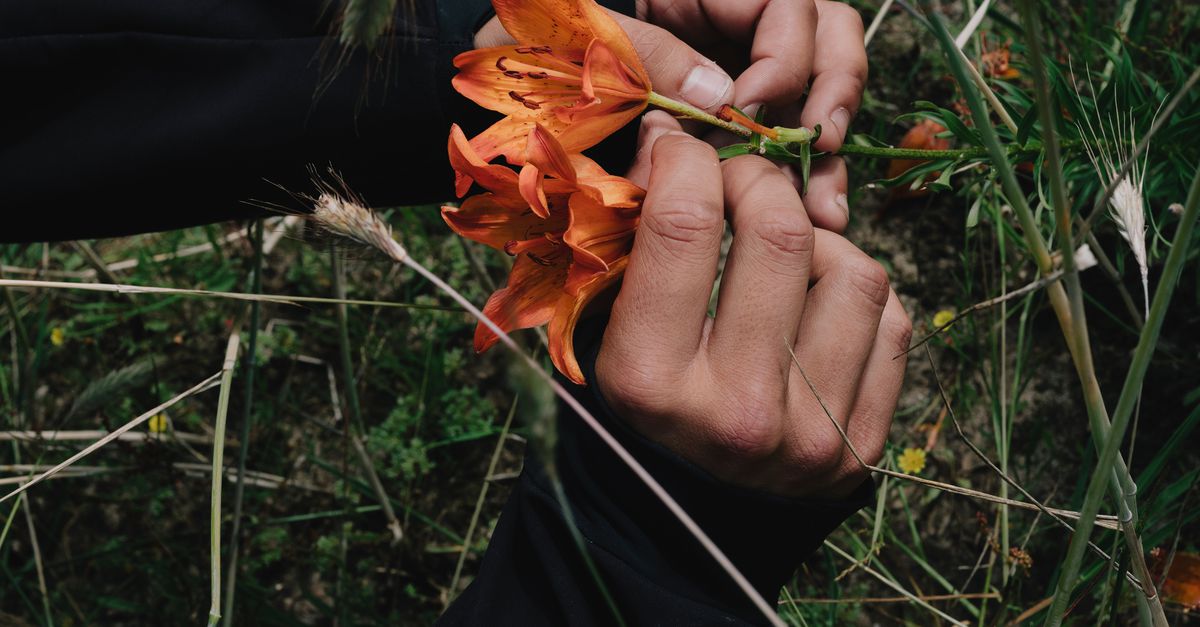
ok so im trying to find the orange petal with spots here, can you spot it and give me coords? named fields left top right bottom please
left=475, top=245, right=570, bottom=353
left=453, top=45, right=592, bottom=119
left=492, top=0, right=645, bottom=78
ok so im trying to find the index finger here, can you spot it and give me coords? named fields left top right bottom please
left=605, top=132, right=724, bottom=368
left=800, top=2, right=868, bottom=151
left=699, top=0, right=819, bottom=108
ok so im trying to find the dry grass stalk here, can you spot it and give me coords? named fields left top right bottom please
left=307, top=189, right=788, bottom=627
left=0, top=373, right=224, bottom=506
left=824, top=540, right=968, bottom=626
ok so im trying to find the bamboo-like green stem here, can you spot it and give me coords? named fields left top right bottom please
left=1017, top=2, right=1165, bottom=624
left=208, top=330, right=241, bottom=627
left=1043, top=163, right=1200, bottom=626
left=922, top=8, right=1159, bottom=623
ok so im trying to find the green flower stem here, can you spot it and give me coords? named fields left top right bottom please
left=647, top=91, right=752, bottom=137
left=648, top=90, right=1095, bottom=164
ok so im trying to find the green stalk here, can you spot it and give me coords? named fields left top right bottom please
left=1043, top=160, right=1200, bottom=627
left=208, top=330, right=241, bottom=627
left=920, top=7, right=1157, bottom=622
left=647, top=91, right=754, bottom=137
left=223, top=220, right=264, bottom=625
left=1016, top=2, right=1165, bottom=623
left=331, top=248, right=404, bottom=543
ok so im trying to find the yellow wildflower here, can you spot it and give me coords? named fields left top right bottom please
left=898, top=447, right=927, bottom=475
left=932, top=309, right=956, bottom=329
left=50, top=327, right=65, bottom=347
left=148, top=414, right=170, bottom=434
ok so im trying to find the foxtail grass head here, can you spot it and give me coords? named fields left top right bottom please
left=1073, top=66, right=1154, bottom=316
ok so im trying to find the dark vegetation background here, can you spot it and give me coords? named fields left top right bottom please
left=1, top=0, right=1198, bottom=624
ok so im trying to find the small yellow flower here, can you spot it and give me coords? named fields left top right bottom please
left=50, top=327, right=65, bottom=347
left=148, top=414, right=170, bottom=434
left=898, top=447, right=927, bottom=475
left=932, top=309, right=956, bottom=329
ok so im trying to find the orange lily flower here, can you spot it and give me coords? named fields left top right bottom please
left=885, top=119, right=951, bottom=202
left=442, top=122, right=643, bottom=383
left=451, top=0, right=651, bottom=173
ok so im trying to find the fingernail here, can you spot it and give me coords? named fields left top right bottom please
left=680, top=64, right=733, bottom=111
left=835, top=193, right=850, bottom=221
left=741, top=103, right=764, bottom=120
left=830, top=107, right=852, bottom=139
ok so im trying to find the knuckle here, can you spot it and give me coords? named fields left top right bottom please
left=711, top=383, right=787, bottom=461
left=642, top=200, right=724, bottom=247
left=599, top=359, right=676, bottom=417
left=652, top=133, right=718, bottom=165
left=716, top=401, right=784, bottom=461
left=843, top=257, right=890, bottom=306
left=750, top=208, right=815, bottom=257
left=883, top=307, right=914, bottom=352
left=796, top=427, right=846, bottom=474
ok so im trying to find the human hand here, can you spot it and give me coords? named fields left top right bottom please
left=475, top=0, right=867, bottom=233
left=600, top=112, right=910, bottom=499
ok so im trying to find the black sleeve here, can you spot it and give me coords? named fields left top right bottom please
left=0, top=0, right=637, bottom=243
left=439, top=317, right=875, bottom=626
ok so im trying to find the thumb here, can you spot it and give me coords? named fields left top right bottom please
left=625, top=110, right=683, bottom=187
left=613, top=14, right=734, bottom=114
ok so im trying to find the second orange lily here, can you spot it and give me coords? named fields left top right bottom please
left=442, top=122, right=643, bottom=384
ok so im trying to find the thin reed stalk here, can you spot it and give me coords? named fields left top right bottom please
left=332, top=247, right=404, bottom=543
left=922, top=8, right=1163, bottom=622
left=447, top=396, right=519, bottom=605
left=0, top=278, right=457, bottom=312
left=208, top=329, right=241, bottom=626
left=823, top=541, right=967, bottom=626
left=1043, top=149, right=1200, bottom=627
left=224, top=219, right=265, bottom=624
left=1016, top=2, right=1166, bottom=623
left=0, top=373, right=224, bottom=506
left=308, top=192, right=787, bottom=627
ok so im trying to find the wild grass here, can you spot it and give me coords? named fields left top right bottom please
left=1, top=1, right=1199, bottom=625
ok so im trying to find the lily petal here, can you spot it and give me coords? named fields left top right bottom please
left=548, top=256, right=628, bottom=384
left=563, top=190, right=638, bottom=272
left=475, top=245, right=570, bottom=353
left=517, top=125, right=579, bottom=218
left=449, top=124, right=520, bottom=197
left=442, top=194, right=566, bottom=252
left=518, top=162, right=552, bottom=218
left=492, top=0, right=644, bottom=77
left=453, top=45, right=593, bottom=118
left=526, top=124, right=578, bottom=183
left=573, top=39, right=650, bottom=113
